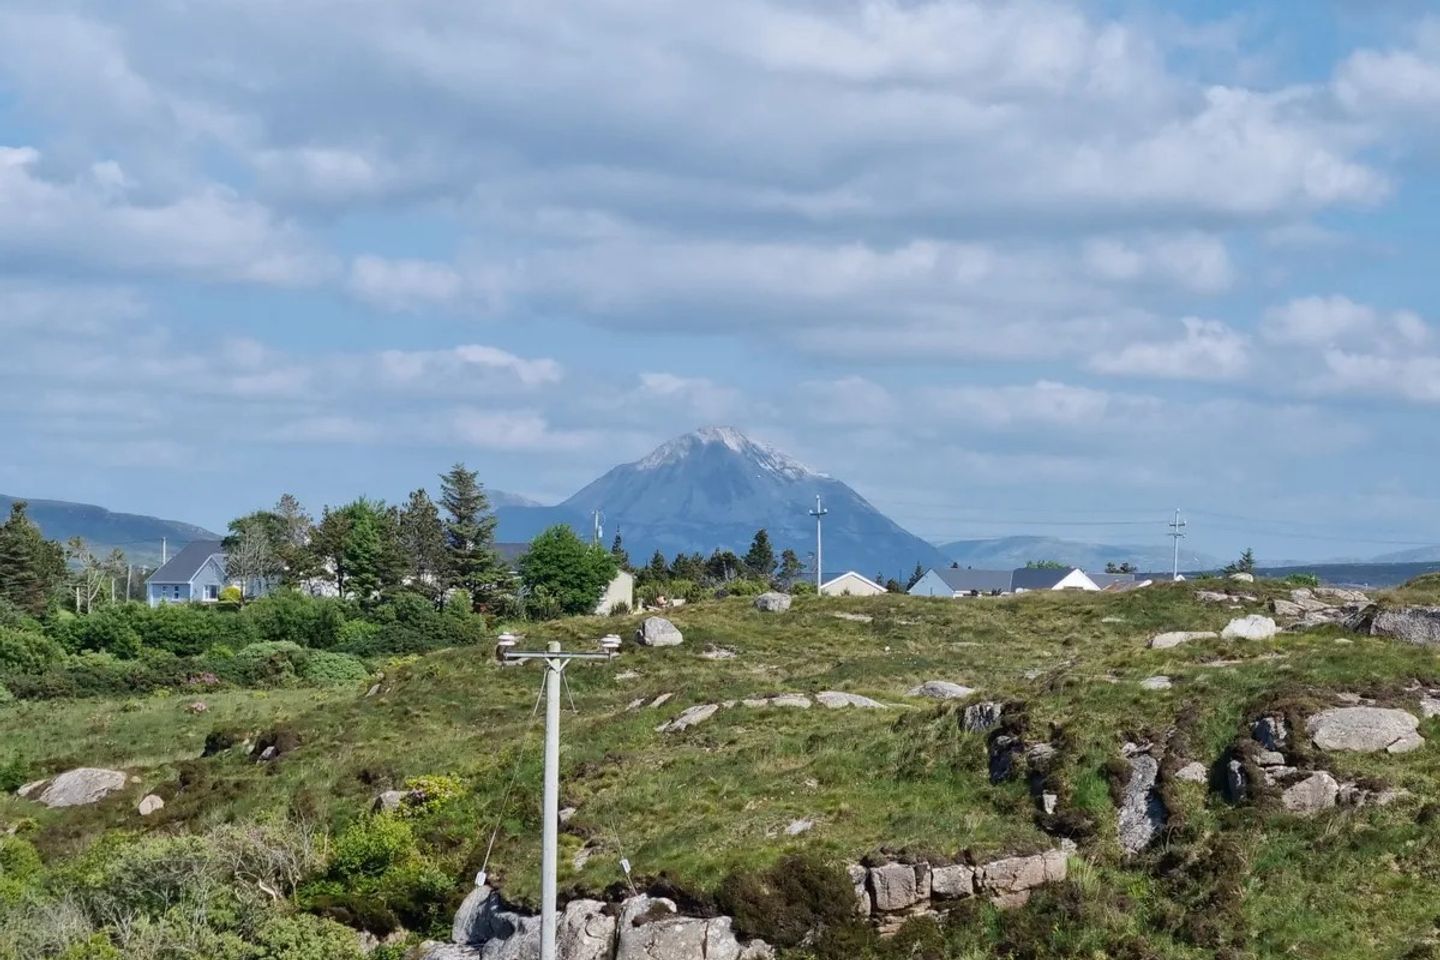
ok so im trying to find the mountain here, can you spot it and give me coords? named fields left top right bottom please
left=496, top=426, right=947, bottom=578
left=939, top=535, right=1220, bottom=573
left=487, top=490, right=544, bottom=509
left=1369, top=545, right=1440, bottom=563
left=0, top=494, right=219, bottom=568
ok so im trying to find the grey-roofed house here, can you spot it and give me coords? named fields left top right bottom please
left=909, top=567, right=1015, bottom=598
left=1010, top=567, right=1100, bottom=592
left=1088, top=572, right=1139, bottom=590
left=145, top=540, right=231, bottom=607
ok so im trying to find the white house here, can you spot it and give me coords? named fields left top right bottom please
left=820, top=571, right=887, bottom=597
left=1010, top=567, right=1100, bottom=592
left=595, top=569, right=636, bottom=614
left=909, top=566, right=1102, bottom=598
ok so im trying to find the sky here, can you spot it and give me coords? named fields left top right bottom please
left=3, top=0, right=1440, bottom=563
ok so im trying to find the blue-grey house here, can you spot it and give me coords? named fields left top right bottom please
left=910, top=567, right=1016, bottom=597
left=145, top=540, right=232, bottom=607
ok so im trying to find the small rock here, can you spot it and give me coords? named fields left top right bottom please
left=1221, top=615, right=1278, bottom=640
left=847, top=864, right=870, bottom=915
left=1148, top=630, right=1217, bottom=650
left=1140, top=676, right=1172, bottom=691
left=815, top=691, right=885, bottom=709
left=1314, top=587, right=1370, bottom=604
left=634, top=617, right=684, bottom=647
left=700, top=646, right=736, bottom=660
left=753, top=592, right=793, bottom=613
left=784, top=818, right=813, bottom=836
left=1255, top=749, right=1286, bottom=767
left=1307, top=706, right=1423, bottom=753
left=1281, top=771, right=1339, bottom=816
left=989, top=734, right=1025, bottom=783
left=365, top=683, right=381, bottom=697
left=259, top=746, right=277, bottom=762
left=1253, top=715, right=1289, bottom=750
left=137, top=794, right=164, bottom=816
left=573, top=845, right=595, bottom=870
left=907, top=680, right=975, bottom=700
left=185, top=701, right=208, bottom=714
left=649, top=693, right=673, bottom=708
left=1336, top=692, right=1363, bottom=704
left=373, top=789, right=409, bottom=813
left=831, top=612, right=873, bottom=623
left=1420, top=697, right=1440, bottom=718
left=1117, top=751, right=1166, bottom=855
left=614, top=670, right=640, bottom=681
left=656, top=703, right=720, bottom=733
left=1040, top=792, right=1058, bottom=815
left=626, top=697, right=646, bottom=711
left=1271, top=599, right=1305, bottom=618
left=1228, top=572, right=1255, bottom=583
left=977, top=850, right=1066, bottom=903
left=962, top=701, right=1004, bottom=732
left=1101, top=616, right=1126, bottom=624
left=559, top=806, right=577, bottom=824
left=869, top=862, right=927, bottom=912
left=1175, top=761, right=1208, bottom=783
left=1225, top=759, right=1248, bottom=803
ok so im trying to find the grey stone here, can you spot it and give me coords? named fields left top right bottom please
left=558, top=806, right=577, bottom=824
left=1252, top=715, right=1289, bottom=750
left=961, top=701, right=1004, bottom=732
left=137, top=794, right=164, bottom=816
left=30, top=768, right=127, bottom=809
left=373, top=789, right=409, bottom=813
left=1148, top=630, right=1217, bottom=649
left=634, top=617, right=684, bottom=647
left=656, top=703, right=720, bottom=733
left=1314, top=587, right=1371, bottom=604
left=453, top=885, right=510, bottom=946
left=978, top=850, right=1067, bottom=900
left=767, top=693, right=811, bottom=709
left=1421, top=697, right=1440, bottom=719
left=753, top=592, right=793, bottom=613
left=1228, top=572, right=1255, bottom=583
left=907, top=680, right=975, bottom=700
left=1306, top=706, right=1423, bottom=753
left=1225, top=759, right=1248, bottom=803
left=831, top=612, right=873, bottom=623
left=1175, top=761, right=1208, bottom=783
left=1255, top=749, right=1286, bottom=767
left=649, top=693, right=674, bottom=708
left=1271, top=599, right=1305, bottom=618
left=815, top=691, right=885, bottom=709
left=1140, top=675, right=1172, bottom=691
left=1221, top=615, right=1278, bottom=640
left=846, top=864, right=871, bottom=916
left=988, top=734, right=1025, bottom=783
left=868, top=862, right=927, bottom=912
left=700, top=646, right=736, bottom=660
left=1040, top=792, right=1058, bottom=815
left=1117, top=752, right=1166, bottom=855
left=418, top=944, right=483, bottom=960
left=930, top=863, right=975, bottom=899
left=1281, top=771, right=1339, bottom=816
left=1362, top=606, right=1440, bottom=646
left=615, top=895, right=769, bottom=960
left=554, top=900, right=616, bottom=960
left=784, top=818, right=813, bottom=836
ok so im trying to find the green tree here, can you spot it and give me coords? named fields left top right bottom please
left=311, top=505, right=353, bottom=596
left=1025, top=560, right=1068, bottom=569
left=610, top=533, right=632, bottom=572
left=272, top=493, right=320, bottom=585
left=705, top=549, right=743, bottom=584
left=225, top=515, right=281, bottom=599
left=439, top=463, right=502, bottom=603
left=338, top=498, right=396, bottom=601
left=670, top=552, right=705, bottom=582
left=1104, top=561, right=1138, bottom=574
left=0, top=502, right=66, bottom=616
left=399, top=489, right=448, bottom=599
left=744, top=529, right=777, bottom=578
left=905, top=563, right=926, bottom=590
left=642, top=550, right=669, bottom=583
left=778, top=549, right=804, bottom=586
left=518, top=525, right=619, bottom=617
left=1224, top=548, right=1257, bottom=575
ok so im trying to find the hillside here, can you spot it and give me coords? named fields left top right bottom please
left=7, top=582, right=1440, bottom=956
left=0, top=494, right=218, bottom=567
left=497, top=427, right=948, bottom=576
left=941, top=535, right=1220, bottom=573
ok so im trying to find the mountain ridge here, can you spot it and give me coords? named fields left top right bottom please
left=939, top=535, right=1222, bottom=573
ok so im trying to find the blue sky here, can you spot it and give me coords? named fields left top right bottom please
left=3, top=0, right=1440, bottom=563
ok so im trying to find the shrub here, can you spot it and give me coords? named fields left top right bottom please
left=252, top=913, right=366, bottom=960
left=0, top=597, right=38, bottom=631
left=791, top=580, right=816, bottom=596
left=330, top=816, right=417, bottom=882
left=716, top=853, right=870, bottom=949
left=1282, top=573, right=1321, bottom=588
left=243, top=591, right=351, bottom=650
left=300, top=651, right=369, bottom=687
left=0, top=684, right=11, bottom=708
left=0, top=836, right=42, bottom=904
left=337, top=619, right=380, bottom=650
left=608, top=601, right=631, bottom=617
left=0, top=625, right=64, bottom=674
left=234, top=641, right=306, bottom=685
left=395, top=774, right=465, bottom=817
left=720, top=578, right=766, bottom=597
left=59, top=610, right=142, bottom=659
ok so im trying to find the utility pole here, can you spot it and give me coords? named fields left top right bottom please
left=592, top=509, right=604, bottom=546
left=161, top=538, right=168, bottom=565
left=1168, top=508, right=1187, bottom=581
left=496, top=635, right=620, bottom=960
left=809, top=495, right=828, bottom=591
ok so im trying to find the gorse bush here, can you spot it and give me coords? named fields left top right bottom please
left=0, top=627, right=63, bottom=673
left=298, top=651, right=369, bottom=687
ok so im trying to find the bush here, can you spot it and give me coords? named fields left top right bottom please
left=791, top=580, right=816, bottom=596
left=234, top=641, right=306, bottom=685
left=0, top=684, right=11, bottom=708
left=719, top=578, right=766, bottom=597
left=716, top=853, right=870, bottom=949
left=1282, top=573, right=1321, bottom=588
left=59, top=610, right=142, bottom=659
left=330, top=817, right=417, bottom=882
left=0, top=626, right=63, bottom=674
left=242, top=591, right=351, bottom=650
left=300, top=651, right=369, bottom=687
left=0, top=836, right=42, bottom=904
left=395, top=774, right=465, bottom=817
left=0, top=598, right=40, bottom=631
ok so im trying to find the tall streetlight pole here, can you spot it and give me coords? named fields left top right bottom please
left=1168, top=508, right=1187, bottom=581
left=809, top=495, right=828, bottom=592
left=495, top=634, right=620, bottom=960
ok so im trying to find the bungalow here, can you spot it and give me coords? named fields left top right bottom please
left=145, top=540, right=268, bottom=607
left=909, top=566, right=1104, bottom=598
left=909, top=567, right=1013, bottom=598
left=819, top=571, right=887, bottom=597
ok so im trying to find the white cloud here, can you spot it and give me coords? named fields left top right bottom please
left=921, top=380, right=1121, bottom=427
left=637, top=373, right=744, bottom=422
left=795, top=377, right=899, bottom=426
left=1090, top=317, right=1250, bottom=380
left=445, top=408, right=599, bottom=452
left=376, top=345, right=563, bottom=388
left=1261, top=295, right=1428, bottom=346
left=348, top=256, right=464, bottom=311
left=1082, top=232, right=1233, bottom=293
left=1321, top=350, right=1440, bottom=403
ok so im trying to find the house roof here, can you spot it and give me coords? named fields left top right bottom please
left=1088, top=572, right=1138, bottom=590
left=1010, top=567, right=1082, bottom=591
left=147, top=540, right=226, bottom=585
left=932, top=567, right=1015, bottom=593
left=822, top=571, right=886, bottom=592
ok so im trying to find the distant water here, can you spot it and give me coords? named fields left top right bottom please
left=1160, top=562, right=1440, bottom=589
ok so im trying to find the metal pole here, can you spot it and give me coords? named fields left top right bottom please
left=809, top=495, right=827, bottom=592
left=541, top=640, right=561, bottom=960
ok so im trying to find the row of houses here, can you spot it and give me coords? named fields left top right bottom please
left=909, top=566, right=1149, bottom=597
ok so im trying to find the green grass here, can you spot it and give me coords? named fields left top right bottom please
left=7, top=582, right=1440, bottom=956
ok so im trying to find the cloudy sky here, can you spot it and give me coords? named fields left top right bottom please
left=4, top=0, right=1440, bottom=561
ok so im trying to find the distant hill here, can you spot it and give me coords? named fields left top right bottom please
left=940, top=535, right=1220, bottom=573
left=488, top=490, right=544, bottom=509
left=496, top=426, right=947, bottom=577
left=1368, top=545, right=1440, bottom=563
left=0, top=494, right=219, bottom=568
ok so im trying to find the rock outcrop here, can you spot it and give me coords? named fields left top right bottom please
left=656, top=704, right=720, bottom=733
left=907, top=681, right=975, bottom=700
left=961, top=702, right=1004, bottom=733
left=18, top=767, right=127, bottom=808
left=815, top=691, right=886, bottom=709
left=1116, top=748, right=1166, bottom=855
left=634, top=617, right=684, bottom=647
left=855, top=848, right=1067, bottom=915
left=1148, top=630, right=1217, bottom=650
left=1306, top=706, right=1423, bottom=753
left=1281, top=771, right=1339, bottom=816
left=1221, top=615, right=1278, bottom=641
left=1348, top=606, right=1440, bottom=646
left=753, top=593, right=792, bottom=613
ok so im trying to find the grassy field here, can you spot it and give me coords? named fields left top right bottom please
left=6, top=579, right=1440, bottom=957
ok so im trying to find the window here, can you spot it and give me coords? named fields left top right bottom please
left=205, top=585, right=218, bottom=600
